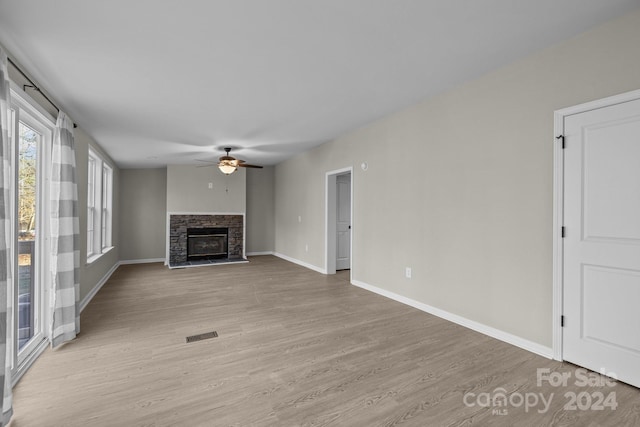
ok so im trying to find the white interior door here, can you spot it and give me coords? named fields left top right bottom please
left=563, top=97, right=640, bottom=388
left=336, top=173, right=351, bottom=270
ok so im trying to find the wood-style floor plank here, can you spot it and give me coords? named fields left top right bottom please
left=10, top=256, right=640, bottom=426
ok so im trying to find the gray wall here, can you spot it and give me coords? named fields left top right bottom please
left=119, top=168, right=167, bottom=261
left=118, top=166, right=272, bottom=261
left=166, top=164, right=246, bottom=213
left=246, top=166, right=275, bottom=253
left=274, top=10, right=640, bottom=349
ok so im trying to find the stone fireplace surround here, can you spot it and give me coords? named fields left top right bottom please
left=168, top=214, right=245, bottom=267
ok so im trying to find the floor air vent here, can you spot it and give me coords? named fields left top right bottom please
left=186, top=331, right=218, bottom=343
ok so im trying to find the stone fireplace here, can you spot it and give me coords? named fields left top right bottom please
left=169, top=214, right=245, bottom=267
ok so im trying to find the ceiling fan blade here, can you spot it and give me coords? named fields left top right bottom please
left=195, top=159, right=217, bottom=164
left=238, top=164, right=263, bottom=169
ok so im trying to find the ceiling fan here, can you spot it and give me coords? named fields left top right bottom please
left=197, top=147, right=263, bottom=175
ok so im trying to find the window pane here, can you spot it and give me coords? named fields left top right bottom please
left=101, top=208, right=107, bottom=249
left=102, top=165, right=112, bottom=249
left=87, top=154, right=97, bottom=256
left=18, top=122, right=38, bottom=350
left=87, top=206, right=94, bottom=257
left=87, top=158, right=95, bottom=208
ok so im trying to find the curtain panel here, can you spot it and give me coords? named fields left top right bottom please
left=50, top=111, right=80, bottom=348
left=0, top=47, right=14, bottom=427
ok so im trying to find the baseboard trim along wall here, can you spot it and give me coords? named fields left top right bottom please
left=120, top=258, right=166, bottom=265
left=80, top=262, right=120, bottom=313
left=351, top=279, right=554, bottom=360
left=246, top=251, right=274, bottom=256
left=273, top=252, right=327, bottom=274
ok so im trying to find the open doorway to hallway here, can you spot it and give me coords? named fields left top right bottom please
left=325, top=167, right=352, bottom=276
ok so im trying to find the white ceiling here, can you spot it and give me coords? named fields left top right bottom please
left=0, top=0, right=638, bottom=168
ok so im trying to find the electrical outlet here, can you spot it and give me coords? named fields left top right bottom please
left=298, top=215, right=302, bottom=223
left=208, top=182, right=213, bottom=189
left=405, top=267, right=412, bottom=279
left=305, top=244, right=309, bottom=252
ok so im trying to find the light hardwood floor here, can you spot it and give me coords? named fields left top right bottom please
left=10, top=256, right=640, bottom=426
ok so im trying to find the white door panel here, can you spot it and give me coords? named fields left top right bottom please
left=563, top=97, right=640, bottom=388
left=582, top=119, right=640, bottom=242
left=581, top=265, right=640, bottom=354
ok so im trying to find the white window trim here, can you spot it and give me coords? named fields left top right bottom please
left=87, top=148, right=113, bottom=264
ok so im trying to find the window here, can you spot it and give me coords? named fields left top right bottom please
left=87, top=148, right=113, bottom=262
left=8, top=84, right=54, bottom=382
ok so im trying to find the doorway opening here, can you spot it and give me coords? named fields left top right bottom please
left=325, top=167, right=352, bottom=276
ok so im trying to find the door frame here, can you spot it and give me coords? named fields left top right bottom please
left=9, top=82, right=54, bottom=383
left=552, top=88, right=640, bottom=361
left=325, top=166, right=353, bottom=276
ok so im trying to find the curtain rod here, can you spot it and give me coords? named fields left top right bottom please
left=7, top=56, right=77, bottom=128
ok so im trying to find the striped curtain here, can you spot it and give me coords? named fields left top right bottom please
left=0, top=47, right=14, bottom=427
left=50, top=111, right=80, bottom=348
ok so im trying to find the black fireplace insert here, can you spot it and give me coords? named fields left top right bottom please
left=187, top=227, right=229, bottom=261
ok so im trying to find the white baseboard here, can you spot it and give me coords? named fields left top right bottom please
left=273, top=252, right=327, bottom=274
left=351, top=279, right=553, bottom=359
left=79, top=261, right=120, bottom=313
left=119, top=258, right=165, bottom=265
left=246, top=251, right=274, bottom=256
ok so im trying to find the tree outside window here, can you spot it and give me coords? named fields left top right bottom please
left=18, top=124, right=37, bottom=241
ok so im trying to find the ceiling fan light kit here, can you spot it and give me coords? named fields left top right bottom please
left=218, top=162, right=238, bottom=175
